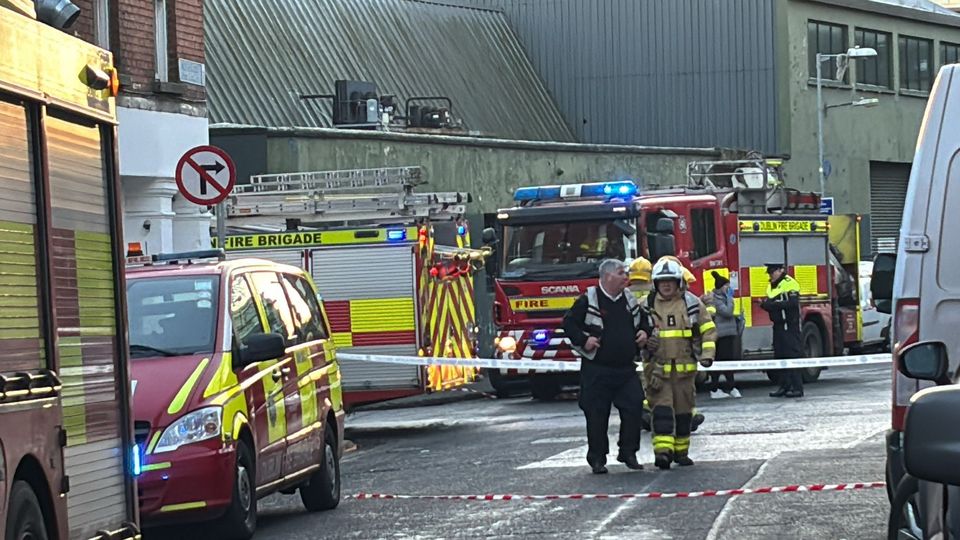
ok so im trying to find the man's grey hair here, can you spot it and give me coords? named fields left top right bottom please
left=599, top=259, right=625, bottom=277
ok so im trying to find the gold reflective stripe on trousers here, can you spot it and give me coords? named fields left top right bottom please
left=663, top=362, right=698, bottom=373
left=653, top=435, right=674, bottom=450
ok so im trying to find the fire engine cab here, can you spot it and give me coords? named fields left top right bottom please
left=489, top=158, right=864, bottom=400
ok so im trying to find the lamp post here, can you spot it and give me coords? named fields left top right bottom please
left=816, top=46, right=878, bottom=197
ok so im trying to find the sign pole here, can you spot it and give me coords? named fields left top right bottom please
left=216, top=201, right=226, bottom=251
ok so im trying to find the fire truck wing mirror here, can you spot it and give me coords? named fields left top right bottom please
left=898, top=341, right=950, bottom=383
left=655, top=218, right=675, bottom=234
left=239, top=333, right=287, bottom=366
left=482, top=227, right=499, bottom=245
left=870, top=253, right=896, bottom=314
left=904, top=383, right=960, bottom=486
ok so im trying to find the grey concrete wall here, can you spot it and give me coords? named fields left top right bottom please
left=780, top=1, right=960, bottom=216
left=250, top=128, right=729, bottom=213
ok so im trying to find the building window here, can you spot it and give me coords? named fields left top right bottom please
left=942, top=42, right=960, bottom=68
left=690, top=208, right=717, bottom=261
left=94, top=0, right=110, bottom=49
left=854, top=28, right=892, bottom=88
left=899, top=36, right=934, bottom=92
left=155, top=0, right=168, bottom=82
left=808, top=21, right=848, bottom=81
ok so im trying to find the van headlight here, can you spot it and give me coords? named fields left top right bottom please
left=154, top=406, right=222, bottom=453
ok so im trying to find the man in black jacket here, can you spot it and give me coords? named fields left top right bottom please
left=563, top=259, right=652, bottom=474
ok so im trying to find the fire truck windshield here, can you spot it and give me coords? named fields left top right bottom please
left=126, top=276, right=220, bottom=358
left=501, top=219, right=629, bottom=280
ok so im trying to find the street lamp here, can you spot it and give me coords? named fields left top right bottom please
left=816, top=46, right=878, bottom=198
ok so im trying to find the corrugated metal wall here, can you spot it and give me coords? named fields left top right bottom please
left=205, top=0, right=575, bottom=142
left=464, top=0, right=779, bottom=152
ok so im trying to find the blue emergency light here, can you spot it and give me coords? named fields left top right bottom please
left=132, top=444, right=142, bottom=476
left=457, top=225, right=467, bottom=236
left=387, top=229, right=407, bottom=242
left=513, top=181, right=637, bottom=202
left=532, top=330, right=549, bottom=344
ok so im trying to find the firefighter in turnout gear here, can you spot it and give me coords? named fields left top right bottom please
left=644, top=257, right=718, bottom=469
left=761, top=262, right=805, bottom=398
left=563, top=259, right=653, bottom=474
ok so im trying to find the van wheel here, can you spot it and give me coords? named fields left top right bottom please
left=217, top=441, right=257, bottom=540
left=887, top=474, right=922, bottom=540
left=300, top=423, right=341, bottom=511
left=801, top=322, right=824, bottom=383
left=6, top=481, right=49, bottom=540
left=530, top=375, right=561, bottom=401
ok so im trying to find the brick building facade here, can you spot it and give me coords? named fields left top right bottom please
left=70, top=0, right=211, bottom=254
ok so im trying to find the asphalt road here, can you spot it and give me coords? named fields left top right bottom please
left=149, top=365, right=893, bottom=539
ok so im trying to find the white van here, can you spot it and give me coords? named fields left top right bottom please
left=873, top=64, right=960, bottom=539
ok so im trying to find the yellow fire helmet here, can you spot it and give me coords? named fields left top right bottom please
left=628, top=257, right=653, bottom=284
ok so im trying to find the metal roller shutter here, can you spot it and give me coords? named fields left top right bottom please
left=869, top=162, right=911, bottom=255
left=227, top=247, right=305, bottom=269
left=312, top=245, right=419, bottom=390
left=0, top=99, right=45, bottom=372
left=46, top=114, right=128, bottom=539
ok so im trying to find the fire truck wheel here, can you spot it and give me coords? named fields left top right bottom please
left=300, top=423, right=341, bottom=511
left=6, top=481, right=48, bottom=540
left=217, top=441, right=257, bottom=540
left=530, top=375, right=561, bottom=401
left=801, top=322, right=824, bottom=383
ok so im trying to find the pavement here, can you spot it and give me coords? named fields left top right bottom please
left=146, top=365, right=892, bottom=539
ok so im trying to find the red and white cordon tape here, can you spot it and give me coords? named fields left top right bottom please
left=349, top=481, right=886, bottom=502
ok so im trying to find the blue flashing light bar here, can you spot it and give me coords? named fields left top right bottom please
left=387, top=228, right=407, bottom=242
left=532, top=329, right=549, bottom=343
left=132, top=444, right=142, bottom=476
left=513, top=181, right=637, bottom=202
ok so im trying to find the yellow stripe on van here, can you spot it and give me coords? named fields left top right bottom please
left=168, top=358, right=209, bottom=416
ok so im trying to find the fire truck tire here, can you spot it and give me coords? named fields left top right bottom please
left=530, top=375, right=561, bottom=401
left=486, top=369, right=517, bottom=399
left=299, top=423, right=341, bottom=511
left=6, top=481, right=48, bottom=540
left=801, top=321, right=824, bottom=383
left=217, top=441, right=257, bottom=540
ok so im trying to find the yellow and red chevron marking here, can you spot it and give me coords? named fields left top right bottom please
left=418, top=246, right=478, bottom=391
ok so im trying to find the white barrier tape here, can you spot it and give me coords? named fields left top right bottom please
left=349, top=481, right=886, bottom=502
left=337, top=352, right=891, bottom=373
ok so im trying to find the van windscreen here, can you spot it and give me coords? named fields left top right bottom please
left=126, top=276, right=220, bottom=358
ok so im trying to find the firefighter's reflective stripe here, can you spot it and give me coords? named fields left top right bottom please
left=663, top=363, right=698, bottom=373
left=675, top=436, right=691, bottom=452
left=702, top=341, right=716, bottom=351
left=168, top=358, right=210, bottom=415
left=659, top=329, right=693, bottom=338
left=699, top=321, right=716, bottom=334
left=653, top=435, right=674, bottom=451
left=706, top=305, right=717, bottom=315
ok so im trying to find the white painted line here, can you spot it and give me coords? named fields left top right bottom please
left=531, top=436, right=585, bottom=445
left=706, top=460, right=772, bottom=540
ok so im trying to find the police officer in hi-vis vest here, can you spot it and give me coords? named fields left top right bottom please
left=644, top=257, right=717, bottom=470
left=761, top=261, right=805, bottom=398
left=563, top=259, right=652, bottom=474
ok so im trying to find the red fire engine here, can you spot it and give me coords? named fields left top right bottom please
left=488, top=158, right=864, bottom=400
left=1, top=4, right=139, bottom=539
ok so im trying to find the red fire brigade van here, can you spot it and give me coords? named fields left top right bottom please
left=126, top=250, right=344, bottom=538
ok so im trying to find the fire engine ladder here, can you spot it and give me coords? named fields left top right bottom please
left=225, top=166, right=470, bottom=227
left=686, top=157, right=819, bottom=214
